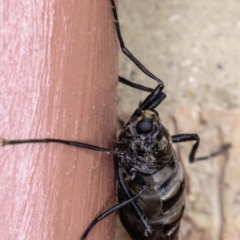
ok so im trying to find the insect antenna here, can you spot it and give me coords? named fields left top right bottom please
left=1, top=138, right=122, bottom=155
left=80, top=185, right=146, bottom=240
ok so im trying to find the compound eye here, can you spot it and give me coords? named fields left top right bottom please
left=136, top=120, right=153, bottom=134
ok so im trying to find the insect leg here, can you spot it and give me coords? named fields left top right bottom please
left=117, top=163, right=152, bottom=236
left=110, top=0, right=164, bottom=86
left=171, top=134, right=231, bottom=163
left=80, top=186, right=146, bottom=240
left=1, top=138, right=121, bottom=155
left=119, top=76, right=154, bottom=92
left=171, top=134, right=199, bottom=163
left=139, top=84, right=166, bottom=110
left=191, top=143, right=232, bottom=161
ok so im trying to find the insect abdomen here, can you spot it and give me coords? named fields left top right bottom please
left=118, top=152, right=185, bottom=240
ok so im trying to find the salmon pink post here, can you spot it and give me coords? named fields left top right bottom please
left=0, top=0, right=118, bottom=239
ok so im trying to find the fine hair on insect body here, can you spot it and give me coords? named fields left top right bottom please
left=1, top=0, right=231, bottom=240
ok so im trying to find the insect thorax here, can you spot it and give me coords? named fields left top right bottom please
left=116, top=108, right=173, bottom=174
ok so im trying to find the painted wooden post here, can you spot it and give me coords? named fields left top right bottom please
left=0, top=0, right=118, bottom=239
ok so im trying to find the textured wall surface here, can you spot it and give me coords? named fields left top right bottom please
left=116, top=0, right=240, bottom=240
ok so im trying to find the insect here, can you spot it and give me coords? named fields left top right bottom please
left=1, top=0, right=231, bottom=239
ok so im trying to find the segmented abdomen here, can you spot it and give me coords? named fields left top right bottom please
left=118, top=151, right=185, bottom=240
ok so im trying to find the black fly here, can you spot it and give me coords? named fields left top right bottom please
left=1, top=0, right=231, bottom=239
